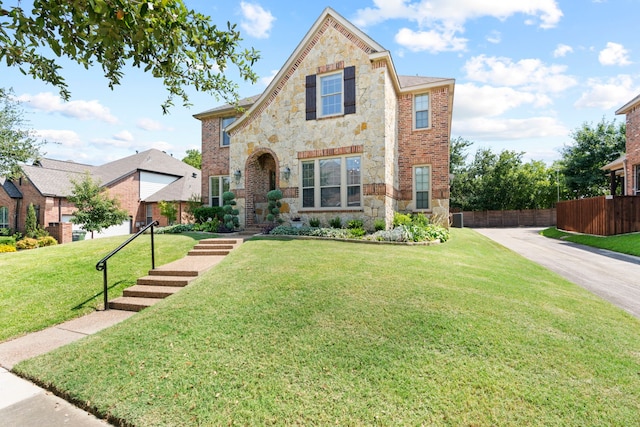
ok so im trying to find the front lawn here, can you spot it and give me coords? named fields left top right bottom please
left=541, top=227, right=640, bottom=257
left=13, top=229, right=640, bottom=426
left=0, top=232, right=209, bottom=342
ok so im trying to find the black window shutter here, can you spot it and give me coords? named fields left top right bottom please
left=305, top=74, right=317, bottom=120
left=343, top=66, right=356, bottom=115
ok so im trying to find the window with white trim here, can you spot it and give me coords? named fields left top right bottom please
left=210, top=176, right=231, bottom=207
left=0, top=206, right=8, bottom=229
left=414, top=165, right=431, bottom=210
left=301, top=156, right=361, bottom=209
left=221, top=117, right=235, bottom=146
left=146, top=204, right=153, bottom=224
left=635, top=164, right=640, bottom=195
left=319, top=71, right=343, bottom=117
left=414, top=93, right=429, bottom=129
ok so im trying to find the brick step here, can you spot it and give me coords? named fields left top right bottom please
left=188, top=250, right=230, bottom=256
left=124, top=285, right=183, bottom=298
left=108, top=296, right=161, bottom=312
left=137, top=275, right=193, bottom=287
left=199, top=239, right=241, bottom=245
left=148, top=269, right=199, bottom=277
left=193, top=243, right=235, bottom=250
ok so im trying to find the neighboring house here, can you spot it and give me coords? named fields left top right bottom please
left=194, top=8, right=455, bottom=230
left=615, top=93, right=640, bottom=195
left=0, top=149, right=201, bottom=242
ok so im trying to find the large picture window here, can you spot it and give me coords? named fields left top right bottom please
left=414, top=93, right=429, bottom=129
left=301, top=156, right=361, bottom=209
left=414, top=165, right=431, bottom=210
left=221, top=117, right=235, bottom=146
left=0, top=206, right=8, bottom=229
left=210, top=176, right=231, bottom=206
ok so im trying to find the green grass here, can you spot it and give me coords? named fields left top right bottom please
left=13, top=229, right=640, bottom=426
left=541, top=227, right=640, bottom=257
left=0, top=232, right=210, bottom=342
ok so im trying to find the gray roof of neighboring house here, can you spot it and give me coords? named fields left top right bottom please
left=16, top=148, right=201, bottom=201
left=398, top=75, right=452, bottom=88
left=616, top=93, right=640, bottom=115
left=193, top=94, right=262, bottom=119
left=0, top=177, right=22, bottom=198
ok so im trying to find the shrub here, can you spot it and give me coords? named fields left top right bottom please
left=309, top=217, right=321, bottom=227
left=393, top=212, right=412, bottom=227
left=192, top=206, right=224, bottom=224
left=158, top=200, right=178, bottom=225
left=266, top=189, right=283, bottom=224
left=328, top=216, right=342, bottom=228
left=0, top=236, right=16, bottom=246
left=222, top=191, right=240, bottom=230
left=25, top=203, right=38, bottom=238
left=374, top=219, right=386, bottom=231
left=347, top=227, right=366, bottom=238
left=37, top=236, right=58, bottom=247
left=0, top=227, right=13, bottom=236
left=346, top=218, right=364, bottom=229
left=16, top=238, right=38, bottom=250
left=0, top=244, right=16, bottom=253
left=193, top=219, right=220, bottom=233
left=155, top=224, right=196, bottom=234
left=412, top=213, right=430, bottom=227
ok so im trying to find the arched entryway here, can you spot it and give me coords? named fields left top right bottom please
left=244, top=149, right=279, bottom=228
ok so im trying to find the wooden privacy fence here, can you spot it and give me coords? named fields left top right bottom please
left=557, top=196, right=640, bottom=236
left=460, top=209, right=556, bottom=228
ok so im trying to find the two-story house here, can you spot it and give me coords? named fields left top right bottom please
left=195, top=7, right=455, bottom=230
left=615, top=93, right=640, bottom=195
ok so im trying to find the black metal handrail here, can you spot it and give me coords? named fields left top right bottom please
left=96, top=220, right=159, bottom=310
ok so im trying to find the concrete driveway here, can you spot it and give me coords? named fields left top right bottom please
left=473, top=227, right=640, bottom=320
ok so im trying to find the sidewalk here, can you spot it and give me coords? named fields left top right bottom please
left=0, top=249, right=235, bottom=426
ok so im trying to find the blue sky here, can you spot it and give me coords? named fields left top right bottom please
left=3, top=0, right=639, bottom=166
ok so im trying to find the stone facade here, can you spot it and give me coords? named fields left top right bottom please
left=196, top=8, right=454, bottom=229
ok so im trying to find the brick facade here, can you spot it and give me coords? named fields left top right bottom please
left=625, top=105, right=640, bottom=195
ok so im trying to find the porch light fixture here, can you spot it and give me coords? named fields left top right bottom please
left=234, top=169, right=242, bottom=181
left=283, top=166, right=291, bottom=180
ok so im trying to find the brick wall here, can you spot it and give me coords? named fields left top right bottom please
left=626, top=105, right=640, bottom=195
left=106, top=172, right=143, bottom=226
left=201, top=117, right=231, bottom=206
left=397, top=87, right=451, bottom=215
left=13, top=177, right=48, bottom=232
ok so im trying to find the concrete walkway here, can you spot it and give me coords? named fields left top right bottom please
left=0, top=246, right=239, bottom=426
left=474, top=227, right=640, bottom=320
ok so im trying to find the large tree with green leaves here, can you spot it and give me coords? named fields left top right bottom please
left=0, top=87, right=42, bottom=177
left=68, top=173, right=129, bottom=234
left=182, top=148, right=201, bottom=169
left=560, top=118, right=625, bottom=199
left=0, top=0, right=259, bottom=112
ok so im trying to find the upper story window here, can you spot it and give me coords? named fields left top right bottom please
left=305, top=66, right=356, bottom=120
left=320, top=72, right=343, bottom=117
left=414, top=93, right=430, bottom=129
left=301, top=155, right=361, bottom=209
left=221, top=117, right=236, bottom=146
left=0, top=206, right=8, bottom=229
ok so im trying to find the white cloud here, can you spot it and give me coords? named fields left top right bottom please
left=240, top=2, right=275, bottom=39
left=598, top=42, right=631, bottom=66
left=260, top=69, right=279, bottom=86
left=452, top=116, right=568, bottom=141
left=454, top=83, right=552, bottom=119
left=574, top=75, right=638, bottom=109
left=394, top=26, right=467, bottom=52
left=136, top=118, right=173, bottom=132
left=486, top=30, right=501, bottom=44
left=113, top=130, right=134, bottom=142
left=463, top=55, right=578, bottom=93
left=35, top=129, right=83, bottom=148
left=15, top=92, right=118, bottom=124
left=353, top=0, right=563, bottom=52
left=553, top=43, right=573, bottom=57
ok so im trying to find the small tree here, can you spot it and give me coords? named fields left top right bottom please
left=222, top=191, right=239, bottom=230
left=266, top=189, right=283, bottom=224
left=68, top=173, right=129, bottom=235
left=158, top=200, right=178, bottom=225
left=182, top=149, right=202, bottom=169
left=25, top=203, right=37, bottom=238
left=185, top=193, right=203, bottom=222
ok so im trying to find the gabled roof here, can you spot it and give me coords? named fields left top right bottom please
left=192, top=94, right=262, bottom=120
left=616, top=93, right=640, bottom=115
left=0, top=177, right=22, bottom=198
left=20, top=164, right=89, bottom=197
left=143, top=174, right=200, bottom=202
left=34, top=158, right=96, bottom=174
left=95, top=148, right=198, bottom=187
left=194, top=7, right=454, bottom=133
